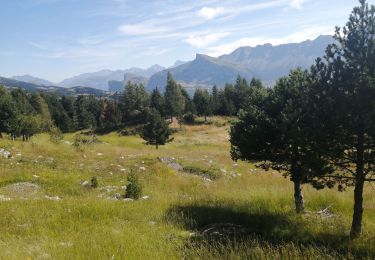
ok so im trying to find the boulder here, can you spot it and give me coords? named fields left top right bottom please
left=0, top=148, right=11, bottom=159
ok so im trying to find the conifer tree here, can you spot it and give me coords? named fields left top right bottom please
left=164, top=72, right=185, bottom=120
left=140, top=109, right=172, bottom=149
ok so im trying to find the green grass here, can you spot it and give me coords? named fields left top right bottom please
left=0, top=117, right=374, bottom=259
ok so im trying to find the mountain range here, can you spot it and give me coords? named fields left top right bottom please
left=147, top=35, right=333, bottom=91
left=3, top=35, right=334, bottom=94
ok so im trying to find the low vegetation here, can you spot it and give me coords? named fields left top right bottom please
left=0, top=120, right=374, bottom=259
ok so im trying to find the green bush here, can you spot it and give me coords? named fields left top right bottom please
left=49, top=126, right=63, bottom=143
left=125, top=171, right=142, bottom=199
left=91, top=176, right=98, bottom=188
left=73, top=133, right=98, bottom=147
left=182, top=113, right=196, bottom=124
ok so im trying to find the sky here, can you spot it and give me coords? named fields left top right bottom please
left=0, top=0, right=373, bottom=82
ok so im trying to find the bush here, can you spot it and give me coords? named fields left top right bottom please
left=119, top=126, right=142, bottom=136
left=182, top=113, right=196, bottom=124
left=91, top=176, right=98, bottom=188
left=73, top=133, right=98, bottom=147
left=125, top=171, right=142, bottom=199
left=49, top=126, right=64, bottom=143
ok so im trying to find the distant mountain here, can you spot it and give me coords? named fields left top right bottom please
left=59, top=65, right=165, bottom=90
left=172, top=60, right=187, bottom=67
left=58, top=69, right=125, bottom=90
left=147, top=35, right=334, bottom=91
left=0, top=76, right=108, bottom=96
left=11, top=74, right=54, bottom=86
left=147, top=54, right=253, bottom=92
left=220, top=35, right=333, bottom=82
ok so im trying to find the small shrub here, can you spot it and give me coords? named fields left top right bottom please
left=125, top=171, right=142, bottom=199
left=73, top=133, right=98, bottom=147
left=91, top=176, right=98, bottom=188
left=49, top=126, right=63, bottom=143
left=182, top=113, right=196, bottom=125
left=119, top=126, right=142, bottom=136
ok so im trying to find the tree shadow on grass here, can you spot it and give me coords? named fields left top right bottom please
left=164, top=201, right=367, bottom=258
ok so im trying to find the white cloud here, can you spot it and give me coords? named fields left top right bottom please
left=185, top=32, right=229, bottom=48
left=289, top=0, right=309, bottom=9
left=197, top=6, right=224, bottom=20
left=206, top=26, right=333, bottom=56
left=118, top=23, right=170, bottom=35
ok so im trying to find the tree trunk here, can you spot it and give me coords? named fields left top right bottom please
left=350, top=176, right=365, bottom=239
left=156, top=144, right=159, bottom=149
left=350, top=134, right=365, bottom=239
left=293, top=179, right=305, bottom=214
left=0, top=132, right=3, bottom=138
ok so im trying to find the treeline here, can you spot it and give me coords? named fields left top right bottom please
left=0, top=72, right=265, bottom=139
left=230, top=0, right=375, bottom=239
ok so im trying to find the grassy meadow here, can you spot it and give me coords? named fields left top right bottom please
left=0, top=117, right=374, bottom=259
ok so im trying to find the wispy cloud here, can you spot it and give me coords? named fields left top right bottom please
left=118, top=23, right=170, bottom=36
left=197, top=6, right=224, bottom=20
left=28, top=41, right=48, bottom=50
left=185, top=32, right=230, bottom=48
left=289, top=0, right=309, bottom=9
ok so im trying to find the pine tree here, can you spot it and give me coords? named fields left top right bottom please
left=150, top=87, right=165, bottom=116
left=230, top=69, right=332, bottom=213
left=314, top=0, right=375, bottom=238
left=121, top=81, right=150, bottom=124
left=164, top=72, right=185, bottom=120
left=140, top=109, right=172, bottom=149
left=0, top=86, right=19, bottom=138
left=100, top=100, right=122, bottom=130
left=193, top=89, right=212, bottom=121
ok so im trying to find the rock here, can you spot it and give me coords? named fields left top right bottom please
left=120, top=168, right=126, bottom=172
left=220, top=168, right=227, bottom=173
left=0, top=195, right=11, bottom=201
left=139, top=166, right=146, bottom=171
left=97, top=153, right=103, bottom=156
left=0, top=148, right=12, bottom=159
left=232, top=163, right=238, bottom=167
left=158, top=157, right=183, bottom=171
left=45, top=195, right=61, bottom=201
left=63, top=141, right=72, bottom=145
left=32, top=175, right=40, bottom=178
left=141, top=195, right=149, bottom=200
left=81, top=180, right=90, bottom=187
left=2, top=182, right=40, bottom=197
left=123, top=198, right=134, bottom=202
left=114, top=193, right=121, bottom=200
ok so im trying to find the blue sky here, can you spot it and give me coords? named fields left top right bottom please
left=0, top=0, right=372, bottom=82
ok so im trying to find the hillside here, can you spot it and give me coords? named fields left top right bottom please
left=0, top=76, right=109, bottom=96
left=11, top=75, right=55, bottom=86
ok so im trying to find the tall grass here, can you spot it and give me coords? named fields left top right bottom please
left=0, top=119, right=374, bottom=259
